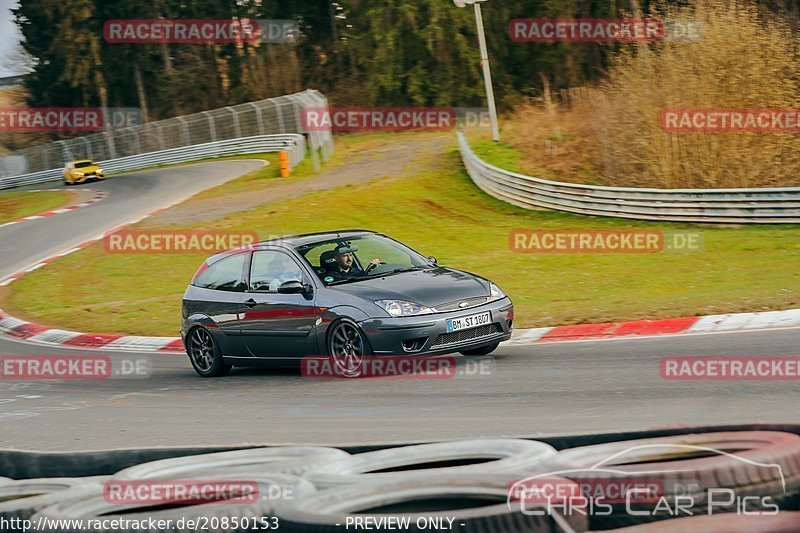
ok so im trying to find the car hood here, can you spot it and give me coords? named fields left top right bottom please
left=75, top=165, right=101, bottom=172
left=329, top=267, right=490, bottom=308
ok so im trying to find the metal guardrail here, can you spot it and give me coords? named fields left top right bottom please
left=0, top=89, right=333, bottom=182
left=457, top=132, right=800, bottom=224
left=0, top=134, right=305, bottom=189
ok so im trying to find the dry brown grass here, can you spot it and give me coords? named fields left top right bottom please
left=502, top=91, right=605, bottom=185
left=506, top=0, right=800, bottom=188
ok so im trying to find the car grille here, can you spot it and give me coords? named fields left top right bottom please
left=433, top=296, right=490, bottom=312
left=431, top=323, right=503, bottom=348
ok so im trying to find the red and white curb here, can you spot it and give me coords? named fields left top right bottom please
left=506, top=310, right=800, bottom=344
left=0, top=189, right=107, bottom=229
left=0, top=314, right=184, bottom=352
left=3, top=308, right=800, bottom=354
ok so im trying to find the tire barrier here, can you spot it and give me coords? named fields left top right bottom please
left=272, top=473, right=587, bottom=533
left=304, top=439, right=557, bottom=489
left=0, top=431, right=799, bottom=532
left=113, top=446, right=351, bottom=480
left=0, top=478, right=107, bottom=520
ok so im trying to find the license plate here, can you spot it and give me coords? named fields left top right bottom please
left=447, top=311, right=491, bottom=333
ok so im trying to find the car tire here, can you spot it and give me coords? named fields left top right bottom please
left=186, top=327, right=231, bottom=378
left=460, top=342, right=500, bottom=356
left=274, top=473, right=588, bottom=533
left=327, top=318, right=372, bottom=361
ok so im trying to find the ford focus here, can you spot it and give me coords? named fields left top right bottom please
left=181, top=230, right=513, bottom=377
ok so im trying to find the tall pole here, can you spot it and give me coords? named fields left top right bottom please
left=473, top=3, right=500, bottom=141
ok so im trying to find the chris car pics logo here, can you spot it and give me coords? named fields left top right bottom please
left=507, top=444, right=784, bottom=518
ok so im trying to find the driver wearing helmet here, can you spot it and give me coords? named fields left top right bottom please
left=329, top=244, right=381, bottom=281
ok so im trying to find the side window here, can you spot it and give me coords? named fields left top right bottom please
left=193, top=253, right=247, bottom=291
left=249, top=251, right=305, bottom=292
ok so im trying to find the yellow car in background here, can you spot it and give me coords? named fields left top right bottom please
left=63, top=160, right=106, bottom=185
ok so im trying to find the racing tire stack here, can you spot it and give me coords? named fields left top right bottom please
left=0, top=430, right=797, bottom=532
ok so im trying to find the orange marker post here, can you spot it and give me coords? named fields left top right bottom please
left=278, top=151, right=290, bottom=177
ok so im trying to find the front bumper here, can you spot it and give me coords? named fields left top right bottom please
left=73, top=173, right=104, bottom=183
left=360, top=297, right=513, bottom=355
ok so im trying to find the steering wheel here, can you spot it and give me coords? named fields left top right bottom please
left=364, top=261, right=386, bottom=274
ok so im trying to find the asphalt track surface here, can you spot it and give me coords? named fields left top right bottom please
left=1, top=162, right=798, bottom=451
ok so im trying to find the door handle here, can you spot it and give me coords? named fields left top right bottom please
left=243, top=298, right=258, bottom=308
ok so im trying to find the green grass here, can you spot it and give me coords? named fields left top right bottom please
left=468, top=138, right=522, bottom=173
left=0, top=190, right=72, bottom=224
left=2, top=136, right=800, bottom=336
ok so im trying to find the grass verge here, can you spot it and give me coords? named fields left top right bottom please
left=1, top=133, right=799, bottom=336
left=0, top=190, right=73, bottom=225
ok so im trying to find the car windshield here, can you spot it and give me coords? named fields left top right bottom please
left=298, top=234, right=431, bottom=284
left=74, top=161, right=94, bottom=168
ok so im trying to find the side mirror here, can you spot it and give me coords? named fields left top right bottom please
left=278, top=280, right=311, bottom=295
left=427, top=256, right=438, bottom=266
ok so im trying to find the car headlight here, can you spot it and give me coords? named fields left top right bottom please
left=489, top=282, right=506, bottom=301
left=374, top=299, right=433, bottom=317
left=96, top=168, right=104, bottom=173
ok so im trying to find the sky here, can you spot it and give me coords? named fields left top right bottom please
left=0, top=0, right=29, bottom=78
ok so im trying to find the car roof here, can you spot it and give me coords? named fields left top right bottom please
left=258, top=229, right=379, bottom=248
left=202, top=230, right=381, bottom=265
left=71, top=159, right=93, bottom=163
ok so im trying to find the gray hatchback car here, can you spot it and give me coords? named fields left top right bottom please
left=181, top=230, right=514, bottom=377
